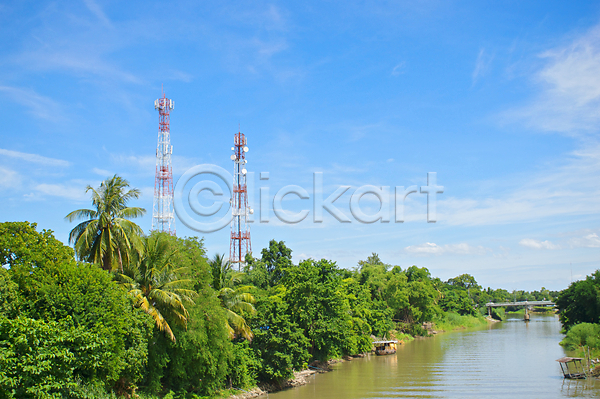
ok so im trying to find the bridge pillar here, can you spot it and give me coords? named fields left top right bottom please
left=524, top=307, right=530, bottom=321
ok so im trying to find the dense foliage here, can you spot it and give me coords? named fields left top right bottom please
left=0, top=219, right=559, bottom=398
left=556, top=271, right=600, bottom=331
left=553, top=270, right=600, bottom=360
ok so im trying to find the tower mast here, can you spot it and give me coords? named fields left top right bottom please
left=152, top=91, right=175, bottom=235
left=230, top=130, right=251, bottom=269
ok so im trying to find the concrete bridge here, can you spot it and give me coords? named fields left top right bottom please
left=485, top=300, right=555, bottom=320
left=485, top=300, right=555, bottom=308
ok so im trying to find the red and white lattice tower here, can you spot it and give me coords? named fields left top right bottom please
left=152, top=92, right=175, bottom=235
left=230, top=130, right=252, bottom=269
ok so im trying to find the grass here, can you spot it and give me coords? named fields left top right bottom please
left=433, top=312, right=489, bottom=332
left=389, top=330, right=414, bottom=343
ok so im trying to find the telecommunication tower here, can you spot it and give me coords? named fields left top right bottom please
left=230, top=130, right=252, bottom=269
left=152, top=91, right=176, bottom=235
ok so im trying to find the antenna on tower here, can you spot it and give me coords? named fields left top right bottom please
left=152, top=90, right=176, bottom=235
left=230, top=128, right=252, bottom=270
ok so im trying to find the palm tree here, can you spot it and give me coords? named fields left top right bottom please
left=209, top=253, right=231, bottom=291
left=116, top=233, right=197, bottom=342
left=65, top=175, right=145, bottom=272
left=209, top=254, right=256, bottom=341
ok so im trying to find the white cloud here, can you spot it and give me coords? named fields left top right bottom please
left=17, top=51, right=143, bottom=84
left=0, top=148, right=70, bottom=167
left=92, top=167, right=112, bottom=176
left=440, top=143, right=600, bottom=226
left=405, top=242, right=489, bottom=256
left=472, top=48, right=493, bottom=84
left=569, top=233, right=600, bottom=248
left=83, top=0, right=112, bottom=27
left=140, top=186, right=154, bottom=200
left=391, top=62, right=406, bottom=76
left=0, top=167, right=21, bottom=189
left=504, top=23, right=600, bottom=134
left=34, top=183, right=89, bottom=201
left=0, top=86, right=64, bottom=122
left=519, top=238, right=560, bottom=250
left=110, top=154, right=155, bottom=170
left=9, top=4, right=142, bottom=86
left=169, top=70, right=193, bottom=83
left=110, top=153, right=200, bottom=175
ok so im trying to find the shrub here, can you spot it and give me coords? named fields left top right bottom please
left=0, top=316, right=105, bottom=399
left=560, top=323, right=600, bottom=350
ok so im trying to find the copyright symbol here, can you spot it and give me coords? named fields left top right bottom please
left=174, top=164, right=233, bottom=233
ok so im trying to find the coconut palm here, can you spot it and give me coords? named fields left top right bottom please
left=65, top=175, right=145, bottom=272
left=209, top=254, right=256, bottom=341
left=209, top=253, right=231, bottom=291
left=116, top=233, right=197, bottom=342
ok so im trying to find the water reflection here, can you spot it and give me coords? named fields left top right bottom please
left=267, top=315, right=600, bottom=399
left=561, top=379, right=600, bottom=397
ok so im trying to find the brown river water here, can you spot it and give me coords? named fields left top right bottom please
left=266, top=315, right=600, bottom=398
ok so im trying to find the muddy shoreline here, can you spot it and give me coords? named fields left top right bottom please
left=227, top=356, right=363, bottom=399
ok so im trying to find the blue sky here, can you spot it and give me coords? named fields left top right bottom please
left=3, top=1, right=600, bottom=291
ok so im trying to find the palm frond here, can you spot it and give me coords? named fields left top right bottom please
left=65, top=208, right=98, bottom=223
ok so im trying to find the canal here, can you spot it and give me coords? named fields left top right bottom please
left=267, top=314, right=600, bottom=398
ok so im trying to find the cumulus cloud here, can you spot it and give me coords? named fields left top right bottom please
left=519, top=238, right=560, bottom=250
left=569, top=233, right=600, bottom=248
left=405, top=242, right=489, bottom=256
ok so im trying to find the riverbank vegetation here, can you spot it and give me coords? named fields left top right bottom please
left=556, top=270, right=600, bottom=359
left=0, top=176, right=564, bottom=398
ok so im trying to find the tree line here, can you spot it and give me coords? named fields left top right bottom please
left=0, top=175, right=562, bottom=398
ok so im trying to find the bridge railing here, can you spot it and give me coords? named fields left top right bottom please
left=485, top=300, right=555, bottom=307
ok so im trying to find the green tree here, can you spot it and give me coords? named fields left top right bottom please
left=439, top=289, right=476, bottom=316
left=143, top=237, right=234, bottom=396
left=556, top=271, right=600, bottom=331
left=405, top=265, right=432, bottom=282
left=384, top=271, right=410, bottom=318
left=340, top=277, right=374, bottom=354
left=209, top=253, right=257, bottom=340
left=0, top=268, right=23, bottom=319
left=117, top=233, right=197, bottom=342
left=282, top=259, right=353, bottom=360
left=65, top=175, right=145, bottom=272
left=209, top=253, right=231, bottom=291
left=446, top=274, right=481, bottom=291
left=0, top=222, right=153, bottom=389
left=250, top=296, right=310, bottom=383
left=0, top=221, right=75, bottom=271
left=144, top=291, right=235, bottom=396
left=261, top=240, right=292, bottom=285
left=0, top=316, right=106, bottom=399
left=217, top=272, right=256, bottom=341
left=242, top=256, right=270, bottom=290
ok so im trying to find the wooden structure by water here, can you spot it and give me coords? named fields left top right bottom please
left=557, top=357, right=587, bottom=379
left=373, top=340, right=397, bottom=356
